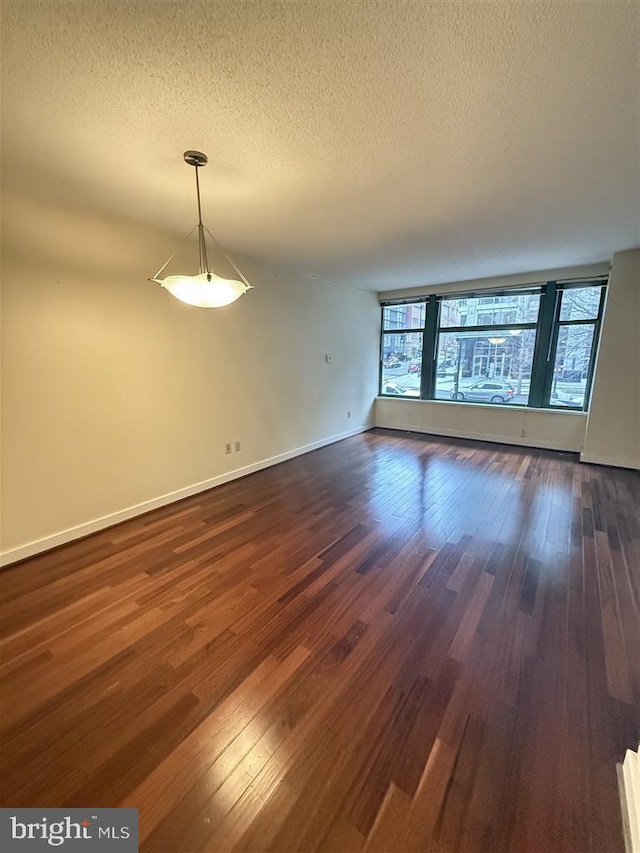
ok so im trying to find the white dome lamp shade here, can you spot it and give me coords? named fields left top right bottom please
left=150, top=151, right=252, bottom=308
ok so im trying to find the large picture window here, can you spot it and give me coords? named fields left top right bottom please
left=434, top=291, right=540, bottom=405
left=379, top=280, right=606, bottom=411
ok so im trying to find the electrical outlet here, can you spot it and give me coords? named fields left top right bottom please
left=235, top=441, right=241, bottom=452
left=225, top=443, right=232, bottom=454
left=347, top=410, right=351, bottom=419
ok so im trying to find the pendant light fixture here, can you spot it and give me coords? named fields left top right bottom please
left=150, top=151, right=252, bottom=308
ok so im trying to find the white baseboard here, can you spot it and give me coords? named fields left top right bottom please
left=617, top=745, right=640, bottom=853
left=376, top=422, right=579, bottom=453
left=0, top=423, right=373, bottom=567
left=580, top=451, right=640, bottom=470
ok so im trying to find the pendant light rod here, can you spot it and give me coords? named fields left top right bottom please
left=194, top=163, right=205, bottom=227
left=184, top=150, right=210, bottom=276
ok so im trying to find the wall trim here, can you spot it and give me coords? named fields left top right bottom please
left=580, top=451, right=640, bottom=471
left=377, top=261, right=610, bottom=302
left=0, top=423, right=374, bottom=567
left=375, top=422, right=581, bottom=453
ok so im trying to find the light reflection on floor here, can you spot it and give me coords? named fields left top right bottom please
left=365, top=441, right=575, bottom=566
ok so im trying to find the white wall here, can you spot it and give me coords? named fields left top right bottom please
left=0, top=191, right=380, bottom=564
left=582, top=249, right=640, bottom=469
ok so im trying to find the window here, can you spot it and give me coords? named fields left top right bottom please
left=379, top=280, right=606, bottom=410
left=548, top=285, right=605, bottom=409
left=440, top=292, right=540, bottom=328
left=382, top=303, right=426, bottom=329
left=435, top=328, right=537, bottom=404
left=434, top=291, right=539, bottom=404
left=380, top=302, right=425, bottom=397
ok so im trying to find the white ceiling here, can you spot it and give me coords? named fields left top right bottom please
left=2, top=0, right=639, bottom=291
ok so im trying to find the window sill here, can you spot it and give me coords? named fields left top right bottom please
left=375, top=396, right=588, bottom=416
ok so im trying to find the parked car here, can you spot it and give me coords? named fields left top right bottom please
left=450, top=380, right=515, bottom=404
left=554, top=389, right=585, bottom=407
left=558, top=369, right=585, bottom=382
left=407, top=362, right=421, bottom=373
left=383, top=357, right=401, bottom=368
left=382, top=382, right=409, bottom=396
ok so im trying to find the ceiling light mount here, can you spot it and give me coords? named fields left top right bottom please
left=183, top=150, right=208, bottom=168
left=149, top=150, right=252, bottom=309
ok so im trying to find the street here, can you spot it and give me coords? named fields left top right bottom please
left=382, top=366, right=586, bottom=407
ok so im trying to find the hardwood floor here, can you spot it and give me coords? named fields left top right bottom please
left=1, top=429, right=638, bottom=852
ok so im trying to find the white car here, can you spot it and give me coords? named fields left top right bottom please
left=450, top=380, right=515, bottom=404
left=554, top=389, right=585, bottom=407
left=382, top=381, right=409, bottom=395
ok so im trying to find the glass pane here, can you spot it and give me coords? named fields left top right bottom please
left=380, top=333, right=422, bottom=396
left=434, top=329, right=537, bottom=405
left=382, top=303, right=426, bottom=330
left=440, top=293, right=540, bottom=328
left=559, top=286, right=603, bottom=321
left=550, top=324, right=595, bottom=407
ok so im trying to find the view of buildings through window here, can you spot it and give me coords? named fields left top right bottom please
left=381, top=304, right=424, bottom=397
left=433, top=292, right=540, bottom=405
left=380, top=283, right=605, bottom=408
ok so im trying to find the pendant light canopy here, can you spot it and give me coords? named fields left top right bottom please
left=150, top=151, right=252, bottom=308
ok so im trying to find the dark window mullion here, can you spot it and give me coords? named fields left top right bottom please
left=557, top=318, right=599, bottom=328
left=529, top=282, right=558, bottom=408
left=541, top=286, right=564, bottom=407
left=378, top=309, right=385, bottom=392
left=421, top=295, right=439, bottom=399
left=557, top=278, right=607, bottom=290
left=441, top=322, right=537, bottom=334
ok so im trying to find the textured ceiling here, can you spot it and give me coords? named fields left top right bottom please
left=2, top=0, right=639, bottom=290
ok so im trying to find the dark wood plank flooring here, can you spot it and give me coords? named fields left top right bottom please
left=1, top=429, right=638, bottom=852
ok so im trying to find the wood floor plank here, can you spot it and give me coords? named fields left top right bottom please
left=1, top=429, right=638, bottom=852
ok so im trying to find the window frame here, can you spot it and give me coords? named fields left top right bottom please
left=378, top=278, right=607, bottom=412
left=433, top=288, right=540, bottom=407
left=379, top=299, right=428, bottom=399
left=542, top=282, right=607, bottom=411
